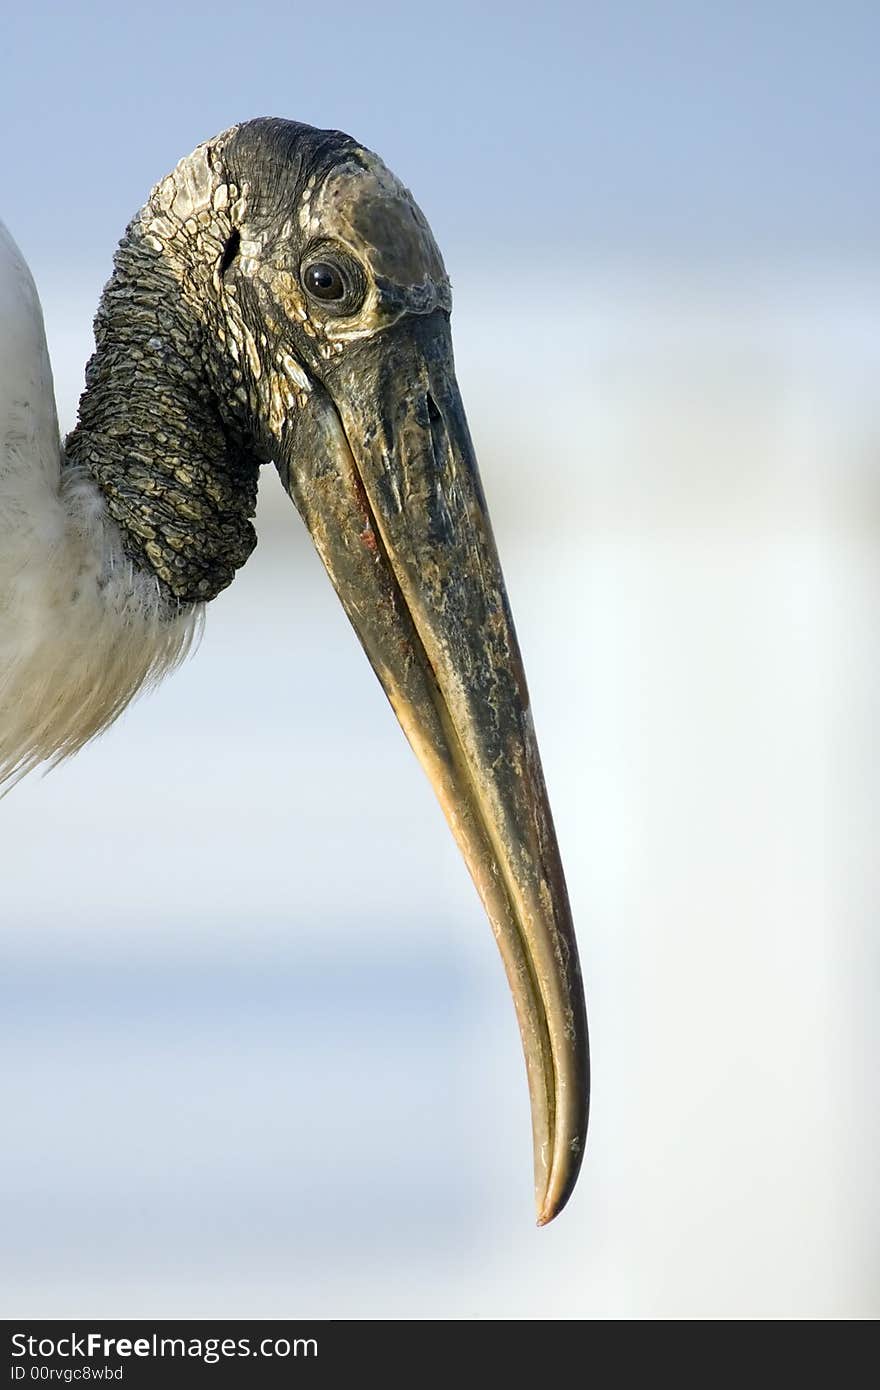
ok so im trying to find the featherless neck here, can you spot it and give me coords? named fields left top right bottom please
left=65, top=230, right=261, bottom=605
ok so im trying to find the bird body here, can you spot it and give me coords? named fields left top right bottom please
left=0, top=120, right=589, bottom=1222
left=0, top=221, right=196, bottom=784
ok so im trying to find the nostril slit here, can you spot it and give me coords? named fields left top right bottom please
left=426, top=393, right=446, bottom=467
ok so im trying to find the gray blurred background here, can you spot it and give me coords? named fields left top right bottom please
left=2, top=1, right=878, bottom=1318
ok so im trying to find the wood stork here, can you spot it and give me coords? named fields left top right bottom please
left=0, top=119, right=588, bottom=1223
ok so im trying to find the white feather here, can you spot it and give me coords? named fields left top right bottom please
left=0, top=221, right=199, bottom=786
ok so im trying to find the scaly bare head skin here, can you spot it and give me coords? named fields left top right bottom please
left=9, top=119, right=590, bottom=1219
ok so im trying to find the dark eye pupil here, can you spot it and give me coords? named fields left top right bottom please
left=305, top=262, right=345, bottom=301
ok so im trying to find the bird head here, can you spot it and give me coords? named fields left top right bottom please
left=63, top=118, right=589, bottom=1223
left=71, top=118, right=455, bottom=604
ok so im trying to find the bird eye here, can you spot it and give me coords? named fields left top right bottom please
left=299, top=246, right=366, bottom=315
left=303, top=261, right=346, bottom=302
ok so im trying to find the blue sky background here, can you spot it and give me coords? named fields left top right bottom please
left=3, top=0, right=879, bottom=270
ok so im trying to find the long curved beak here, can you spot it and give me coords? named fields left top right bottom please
left=277, top=311, right=589, bottom=1223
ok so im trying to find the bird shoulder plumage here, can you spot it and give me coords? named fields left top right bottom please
left=0, top=220, right=198, bottom=787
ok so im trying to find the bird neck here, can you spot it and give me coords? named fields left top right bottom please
left=65, top=225, right=261, bottom=605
